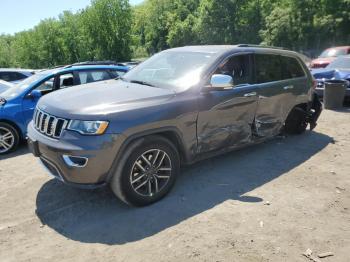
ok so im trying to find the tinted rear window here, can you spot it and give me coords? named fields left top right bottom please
left=281, top=56, right=305, bottom=79
left=255, top=54, right=282, bottom=83
left=0, top=72, right=27, bottom=82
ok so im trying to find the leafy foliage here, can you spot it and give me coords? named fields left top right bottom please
left=1, top=0, right=349, bottom=68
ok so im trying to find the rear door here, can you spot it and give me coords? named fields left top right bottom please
left=280, top=55, right=309, bottom=113
left=253, top=53, right=306, bottom=137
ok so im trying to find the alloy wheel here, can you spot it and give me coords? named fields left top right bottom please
left=0, top=127, right=15, bottom=153
left=130, top=149, right=172, bottom=197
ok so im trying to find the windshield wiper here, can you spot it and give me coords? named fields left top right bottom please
left=129, top=79, right=155, bottom=87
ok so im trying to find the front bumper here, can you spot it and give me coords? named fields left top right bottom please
left=27, top=121, right=124, bottom=188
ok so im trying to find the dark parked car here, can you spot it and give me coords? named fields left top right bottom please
left=312, top=55, right=350, bottom=101
left=27, top=45, right=321, bottom=206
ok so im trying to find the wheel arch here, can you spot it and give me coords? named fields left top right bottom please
left=284, top=102, right=308, bottom=121
left=0, top=119, right=23, bottom=140
left=106, top=127, right=189, bottom=183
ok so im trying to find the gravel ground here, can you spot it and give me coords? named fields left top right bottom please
left=0, top=108, right=349, bottom=262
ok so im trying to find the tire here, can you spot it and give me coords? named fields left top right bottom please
left=0, top=122, right=20, bottom=154
left=110, top=135, right=180, bottom=206
left=284, top=107, right=308, bottom=135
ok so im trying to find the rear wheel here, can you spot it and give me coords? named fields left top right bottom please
left=110, top=136, right=180, bottom=206
left=284, top=107, right=308, bottom=135
left=0, top=122, right=20, bottom=154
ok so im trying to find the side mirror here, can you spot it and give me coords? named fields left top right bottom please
left=205, top=74, right=234, bottom=91
left=28, top=90, right=42, bottom=99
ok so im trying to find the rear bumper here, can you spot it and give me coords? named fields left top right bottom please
left=27, top=121, right=124, bottom=188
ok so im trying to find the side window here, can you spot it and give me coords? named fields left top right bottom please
left=77, top=70, right=112, bottom=85
left=34, top=77, right=55, bottom=95
left=0, top=72, right=11, bottom=82
left=0, top=72, right=26, bottom=82
left=90, top=71, right=111, bottom=81
left=111, top=70, right=126, bottom=78
left=8, top=72, right=27, bottom=81
left=281, top=56, right=305, bottom=79
left=59, top=73, right=74, bottom=89
left=255, top=54, right=282, bottom=83
left=215, top=54, right=253, bottom=85
left=12, top=72, right=28, bottom=81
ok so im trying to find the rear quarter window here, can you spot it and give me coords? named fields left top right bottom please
left=281, top=56, right=305, bottom=79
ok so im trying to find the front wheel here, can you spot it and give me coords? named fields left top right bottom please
left=110, top=136, right=180, bottom=206
left=0, top=122, right=20, bottom=154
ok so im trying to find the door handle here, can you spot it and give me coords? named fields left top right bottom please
left=244, top=92, right=257, bottom=97
left=283, top=85, right=294, bottom=90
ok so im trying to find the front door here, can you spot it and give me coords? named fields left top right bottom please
left=197, top=54, right=259, bottom=153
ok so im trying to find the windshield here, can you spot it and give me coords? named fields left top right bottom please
left=327, top=56, right=350, bottom=69
left=0, top=72, right=50, bottom=99
left=319, top=48, right=347, bottom=58
left=122, top=51, right=218, bottom=92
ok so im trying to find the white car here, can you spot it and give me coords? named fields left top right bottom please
left=0, top=80, right=13, bottom=93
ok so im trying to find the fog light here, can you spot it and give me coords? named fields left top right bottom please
left=62, top=155, right=88, bottom=167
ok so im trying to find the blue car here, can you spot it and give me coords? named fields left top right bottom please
left=311, top=55, right=350, bottom=100
left=0, top=64, right=128, bottom=154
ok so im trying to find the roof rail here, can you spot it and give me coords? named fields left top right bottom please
left=237, top=44, right=285, bottom=50
left=63, top=60, right=122, bottom=68
left=73, top=60, right=118, bottom=66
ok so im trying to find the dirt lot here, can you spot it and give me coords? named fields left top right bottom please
left=0, top=108, right=349, bottom=262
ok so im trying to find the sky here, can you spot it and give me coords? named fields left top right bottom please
left=0, top=0, right=144, bottom=35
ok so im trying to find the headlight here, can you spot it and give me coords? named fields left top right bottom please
left=68, top=120, right=109, bottom=135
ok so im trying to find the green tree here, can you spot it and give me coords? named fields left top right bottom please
left=1, top=0, right=350, bottom=68
left=0, top=35, right=15, bottom=67
left=81, top=0, right=132, bottom=61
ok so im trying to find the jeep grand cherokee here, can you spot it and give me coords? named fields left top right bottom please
left=27, top=45, right=322, bottom=206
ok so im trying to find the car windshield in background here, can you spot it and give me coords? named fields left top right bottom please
left=326, top=56, right=350, bottom=70
left=0, top=72, right=50, bottom=99
left=319, top=48, right=347, bottom=58
left=122, top=51, right=218, bottom=92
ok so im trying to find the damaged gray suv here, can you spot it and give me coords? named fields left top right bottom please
left=27, top=45, right=322, bottom=206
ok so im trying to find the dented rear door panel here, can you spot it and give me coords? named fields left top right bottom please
left=254, top=79, right=298, bottom=137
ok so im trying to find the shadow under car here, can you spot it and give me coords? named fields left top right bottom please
left=35, top=131, right=333, bottom=245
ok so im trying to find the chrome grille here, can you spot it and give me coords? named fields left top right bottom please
left=33, top=108, right=68, bottom=138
